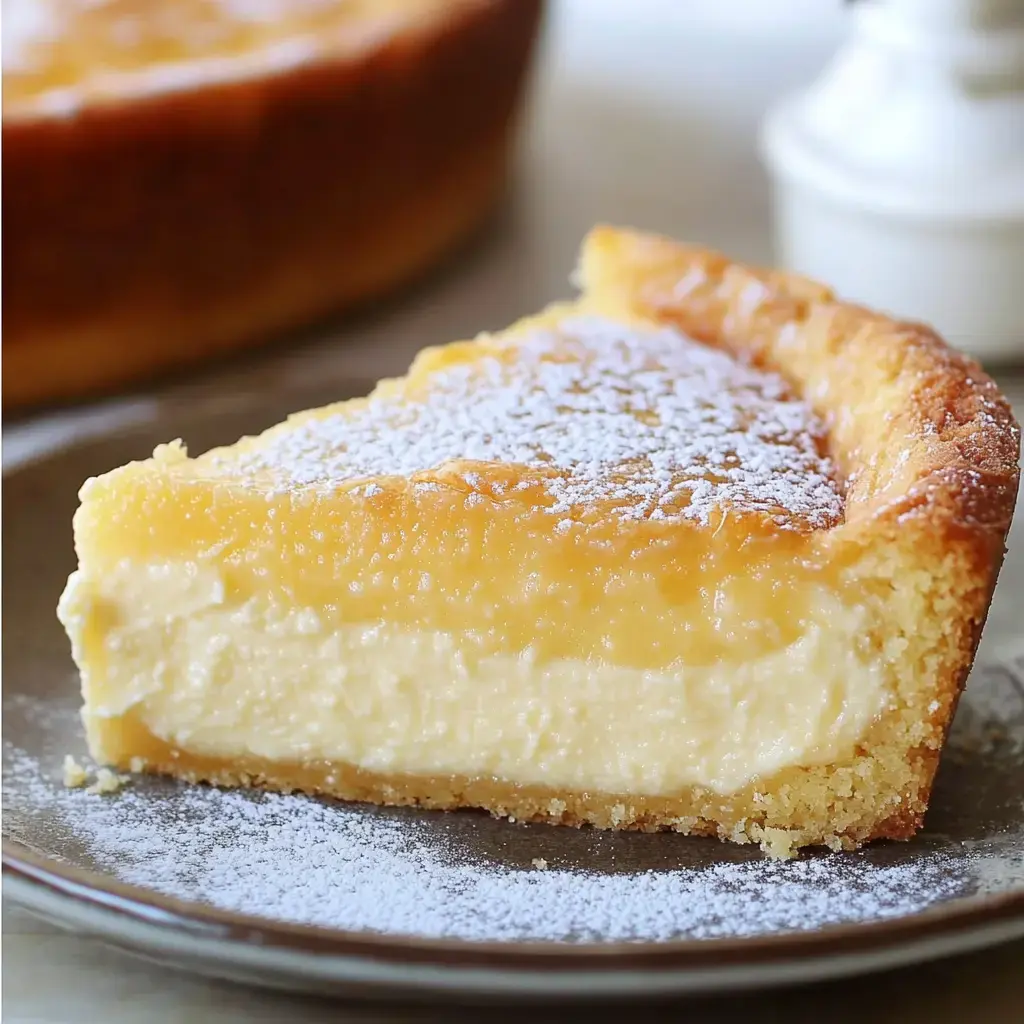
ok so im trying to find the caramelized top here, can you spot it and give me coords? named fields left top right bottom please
left=3, top=0, right=462, bottom=115
left=205, top=315, right=844, bottom=533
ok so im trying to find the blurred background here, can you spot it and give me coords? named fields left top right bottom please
left=3, top=0, right=850, bottom=434
left=4, top=0, right=1023, bottom=433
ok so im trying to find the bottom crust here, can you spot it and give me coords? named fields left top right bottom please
left=88, top=714, right=935, bottom=860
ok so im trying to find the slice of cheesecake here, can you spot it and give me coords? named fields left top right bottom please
left=58, top=226, right=1020, bottom=857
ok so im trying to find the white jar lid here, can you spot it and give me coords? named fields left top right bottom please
left=760, top=0, right=1024, bottom=363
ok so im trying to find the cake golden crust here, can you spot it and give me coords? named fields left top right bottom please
left=59, top=226, right=1020, bottom=857
left=90, top=710, right=940, bottom=859
left=2, top=0, right=543, bottom=407
left=577, top=226, right=1020, bottom=838
left=580, top=225, right=1019, bottom=624
left=578, top=226, right=1020, bottom=541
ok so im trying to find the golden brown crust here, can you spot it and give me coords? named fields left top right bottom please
left=577, top=225, right=1020, bottom=541
left=89, top=713, right=937, bottom=859
left=577, top=225, right=1020, bottom=599
left=2, top=0, right=544, bottom=408
left=576, top=225, right=1020, bottom=843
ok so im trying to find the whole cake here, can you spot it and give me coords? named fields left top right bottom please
left=58, top=226, right=1021, bottom=857
left=2, top=0, right=543, bottom=407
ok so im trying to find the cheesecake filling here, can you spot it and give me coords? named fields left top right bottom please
left=59, top=561, right=891, bottom=796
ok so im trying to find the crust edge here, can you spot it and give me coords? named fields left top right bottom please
left=575, top=224, right=1020, bottom=842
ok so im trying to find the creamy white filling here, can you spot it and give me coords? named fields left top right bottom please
left=59, top=562, right=891, bottom=795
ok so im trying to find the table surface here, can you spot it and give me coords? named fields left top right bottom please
left=4, top=905, right=1023, bottom=1022
left=4, top=2, right=1023, bottom=1019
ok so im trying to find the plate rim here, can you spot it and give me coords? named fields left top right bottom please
left=5, top=846, right=1024, bottom=1001
left=5, top=389, right=1024, bottom=997
left=5, top=835, right=1024, bottom=975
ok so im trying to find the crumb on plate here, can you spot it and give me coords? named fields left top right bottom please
left=86, top=767, right=127, bottom=795
left=62, top=754, right=88, bottom=789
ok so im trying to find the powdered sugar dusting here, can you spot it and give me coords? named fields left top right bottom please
left=3, top=742, right=977, bottom=944
left=216, top=316, right=843, bottom=531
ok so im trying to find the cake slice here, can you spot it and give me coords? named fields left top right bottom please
left=58, top=227, right=1020, bottom=857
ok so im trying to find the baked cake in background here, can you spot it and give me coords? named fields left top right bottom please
left=2, top=0, right=544, bottom=407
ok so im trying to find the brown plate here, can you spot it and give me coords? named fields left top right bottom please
left=3, top=385, right=1024, bottom=1001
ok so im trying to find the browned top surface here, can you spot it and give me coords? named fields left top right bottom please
left=195, top=311, right=845, bottom=534
left=577, top=225, right=1021, bottom=551
left=2, top=0, right=480, bottom=113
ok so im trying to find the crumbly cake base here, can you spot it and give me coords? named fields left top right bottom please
left=89, top=715, right=935, bottom=860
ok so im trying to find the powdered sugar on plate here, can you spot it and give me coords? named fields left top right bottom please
left=2, top=734, right=994, bottom=945
left=5, top=651, right=1024, bottom=946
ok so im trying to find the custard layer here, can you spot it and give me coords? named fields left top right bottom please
left=59, top=560, right=889, bottom=795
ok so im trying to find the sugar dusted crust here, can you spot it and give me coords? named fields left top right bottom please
left=201, top=312, right=845, bottom=532
left=577, top=226, right=1020, bottom=546
left=572, top=226, right=1020, bottom=844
